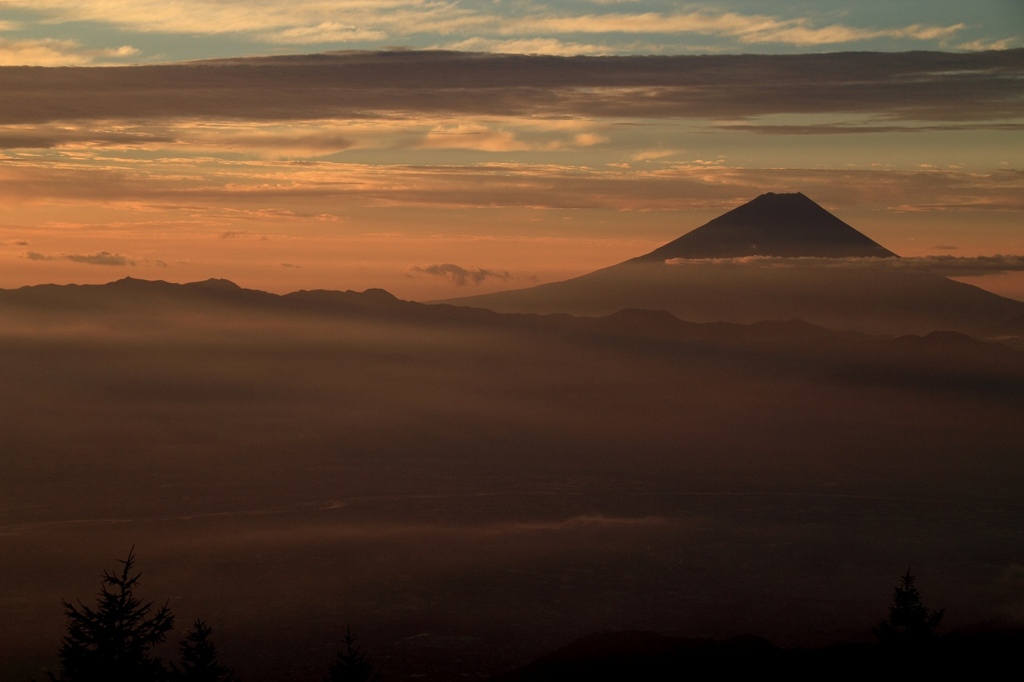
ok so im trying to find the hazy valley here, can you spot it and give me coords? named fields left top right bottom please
left=2, top=263, right=1023, bottom=679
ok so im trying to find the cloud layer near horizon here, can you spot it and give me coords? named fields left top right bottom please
left=665, top=255, right=1024, bottom=277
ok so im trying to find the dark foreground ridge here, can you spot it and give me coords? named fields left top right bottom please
left=40, top=550, right=1024, bottom=682
left=491, top=629, right=1024, bottom=681
left=632, top=192, right=898, bottom=261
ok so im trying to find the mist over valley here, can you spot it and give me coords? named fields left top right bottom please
left=3, top=244, right=1024, bottom=679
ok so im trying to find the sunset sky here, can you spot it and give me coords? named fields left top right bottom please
left=0, top=1, right=1021, bottom=300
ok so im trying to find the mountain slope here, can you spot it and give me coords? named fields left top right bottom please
left=442, top=261, right=1024, bottom=337
left=443, top=194, right=1023, bottom=337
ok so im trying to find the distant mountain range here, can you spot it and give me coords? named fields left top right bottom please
left=2, top=275, right=1021, bottom=371
left=444, top=193, right=1024, bottom=337
left=3, top=193, right=1022, bottom=340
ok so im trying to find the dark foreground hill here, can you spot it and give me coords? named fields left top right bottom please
left=2, top=278, right=1024, bottom=681
left=492, top=629, right=1024, bottom=681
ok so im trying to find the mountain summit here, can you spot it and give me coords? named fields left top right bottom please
left=632, top=192, right=898, bottom=261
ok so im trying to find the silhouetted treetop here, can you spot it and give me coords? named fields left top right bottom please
left=173, top=619, right=237, bottom=682
left=874, top=569, right=944, bottom=645
left=326, top=627, right=380, bottom=682
left=52, top=547, right=175, bottom=682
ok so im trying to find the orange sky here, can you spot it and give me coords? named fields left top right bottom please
left=1, top=51, right=1021, bottom=300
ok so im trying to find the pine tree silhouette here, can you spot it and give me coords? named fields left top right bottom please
left=326, top=627, right=381, bottom=682
left=173, top=619, right=237, bottom=682
left=52, top=547, right=175, bottom=682
left=874, top=569, right=944, bottom=645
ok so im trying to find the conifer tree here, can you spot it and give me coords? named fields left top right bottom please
left=53, top=547, right=174, bottom=682
left=173, top=619, right=237, bottom=682
left=326, top=627, right=381, bottom=682
left=874, top=569, right=944, bottom=645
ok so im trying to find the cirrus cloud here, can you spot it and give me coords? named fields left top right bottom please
left=0, top=2, right=977, bottom=52
left=0, top=37, right=137, bottom=66
left=502, top=11, right=965, bottom=47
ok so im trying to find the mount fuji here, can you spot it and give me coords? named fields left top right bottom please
left=630, top=192, right=897, bottom=261
left=443, top=193, right=1023, bottom=337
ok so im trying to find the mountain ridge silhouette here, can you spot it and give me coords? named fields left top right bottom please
left=2, top=276, right=1022, bottom=369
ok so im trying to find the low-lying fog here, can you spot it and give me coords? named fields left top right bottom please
left=2, top=287, right=1023, bottom=680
